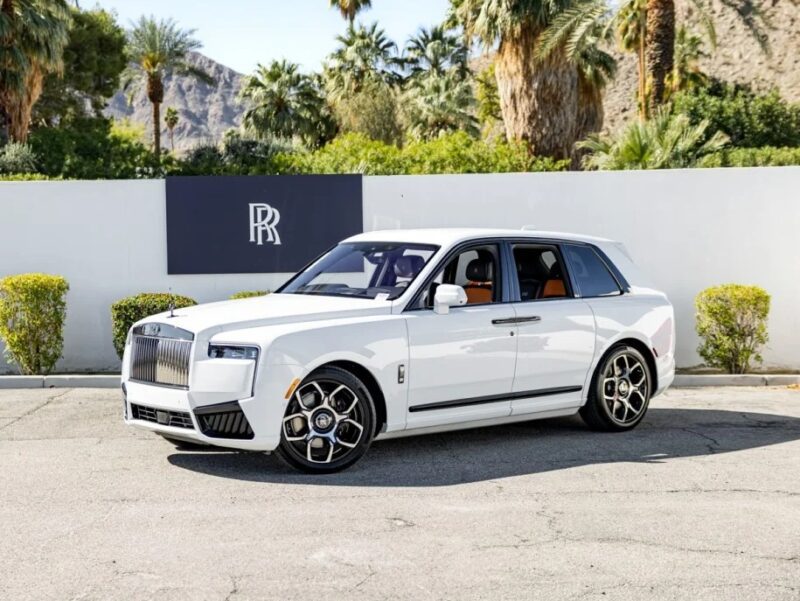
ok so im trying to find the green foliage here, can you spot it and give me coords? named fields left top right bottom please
left=28, top=117, right=162, bottom=179
left=0, top=274, right=69, bottom=375
left=699, top=146, right=800, bottom=168
left=672, top=82, right=800, bottom=148
left=329, top=0, right=372, bottom=23
left=110, top=293, right=197, bottom=359
left=34, top=7, right=128, bottom=124
left=0, top=143, right=37, bottom=174
left=475, top=64, right=502, bottom=129
left=580, top=110, right=729, bottom=170
left=240, top=60, right=335, bottom=148
left=695, top=284, right=770, bottom=374
left=176, top=130, right=285, bottom=176
left=405, top=25, right=469, bottom=80
left=230, top=291, right=270, bottom=300
left=402, top=71, right=478, bottom=140
left=282, top=132, right=568, bottom=175
left=333, top=82, right=402, bottom=145
left=0, top=173, right=56, bottom=181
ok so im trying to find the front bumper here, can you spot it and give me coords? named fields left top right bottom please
left=123, top=380, right=285, bottom=451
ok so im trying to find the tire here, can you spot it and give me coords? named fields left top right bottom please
left=275, top=366, right=376, bottom=474
left=158, top=434, right=209, bottom=450
left=580, top=344, right=653, bottom=432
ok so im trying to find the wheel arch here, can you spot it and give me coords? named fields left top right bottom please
left=314, top=359, right=388, bottom=436
left=598, top=337, right=659, bottom=395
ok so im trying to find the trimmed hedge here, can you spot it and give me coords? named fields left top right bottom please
left=230, top=291, right=270, bottom=300
left=110, top=293, right=197, bottom=359
left=699, top=147, right=800, bottom=168
left=695, top=284, right=770, bottom=374
left=0, top=274, right=69, bottom=375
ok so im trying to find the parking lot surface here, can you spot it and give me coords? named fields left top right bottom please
left=1, top=386, right=799, bottom=600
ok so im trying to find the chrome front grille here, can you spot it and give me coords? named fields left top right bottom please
left=130, top=324, right=193, bottom=389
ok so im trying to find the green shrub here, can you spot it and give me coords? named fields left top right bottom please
left=695, top=284, right=770, bottom=374
left=110, top=293, right=197, bottom=359
left=0, top=173, right=58, bottom=181
left=175, top=131, right=285, bottom=176
left=673, top=82, right=800, bottom=148
left=699, top=147, right=800, bottom=168
left=280, top=132, right=568, bottom=175
left=0, top=143, right=38, bottom=174
left=0, top=274, right=69, bottom=375
left=230, top=291, right=270, bottom=300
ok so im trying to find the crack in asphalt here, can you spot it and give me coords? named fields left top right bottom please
left=679, top=426, right=721, bottom=453
left=0, top=388, right=71, bottom=432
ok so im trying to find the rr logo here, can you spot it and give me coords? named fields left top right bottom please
left=249, top=203, right=282, bottom=246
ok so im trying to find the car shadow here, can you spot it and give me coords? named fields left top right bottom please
left=166, top=407, right=800, bottom=487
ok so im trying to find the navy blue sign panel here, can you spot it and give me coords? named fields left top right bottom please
left=165, top=175, right=363, bottom=274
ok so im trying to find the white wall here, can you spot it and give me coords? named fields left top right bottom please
left=0, top=168, right=798, bottom=373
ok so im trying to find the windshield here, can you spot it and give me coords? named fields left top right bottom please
left=280, top=242, right=439, bottom=300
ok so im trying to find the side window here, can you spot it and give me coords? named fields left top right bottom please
left=564, top=245, right=621, bottom=297
left=512, top=245, right=569, bottom=301
left=418, top=244, right=501, bottom=308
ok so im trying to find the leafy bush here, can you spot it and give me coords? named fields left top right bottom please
left=28, top=117, right=163, bottom=179
left=0, top=274, right=69, bottom=375
left=699, top=147, right=800, bottom=168
left=695, top=284, right=770, bottom=374
left=673, top=83, right=800, bottom=148
left=281, top=132, right=567, bottom=175
left=580, top=111, right=728, bottom=170
left=0, top=143, right=38, bottom=174
left=0, top=173, right=58, bottom=181
left=176, top=131, right=285, bottom=176
left=110, top=293, right=197, bottom=359
left=230, top=291, right=270, bottom=300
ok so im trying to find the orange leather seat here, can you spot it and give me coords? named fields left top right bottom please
left=463, top=257, right=494, bottom=304
left=541, top=279, right=566, bottom=298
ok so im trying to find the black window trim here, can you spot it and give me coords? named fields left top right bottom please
left=562, top=242, right=629, bottom=298
left=403, top=238, right=512, bottom=312
left=504, top=241, right=576, bottom=303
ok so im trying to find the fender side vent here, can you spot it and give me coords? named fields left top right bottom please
left=195, top=401, right=254, bottom=440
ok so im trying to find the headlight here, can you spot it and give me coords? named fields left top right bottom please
left=208, top=344, right=259, bottom=360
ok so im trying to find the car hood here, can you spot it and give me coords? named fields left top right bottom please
left=139, top=293, right=395, bottom=336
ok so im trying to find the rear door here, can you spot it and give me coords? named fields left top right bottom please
left=506, top=242, right=596, bottom=415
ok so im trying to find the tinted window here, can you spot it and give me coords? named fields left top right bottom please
left=512, top=245, right=569, bottom=301
left=417, top=244, right=501, bottom=308
left=564, top=245, right=621, bottom=297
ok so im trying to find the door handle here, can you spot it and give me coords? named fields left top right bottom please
left=491, top=316, right=541, bottom=325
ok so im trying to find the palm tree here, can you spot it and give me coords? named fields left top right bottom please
left=240, top=60, right=334, bottom=148
left=404, top=25, right=469, bottom=81
left=579, top=109, right=728, bottom=170
left=403, top=70, right=478, bottom=140
left=164, top=107, right=179, bottom=151
left=324, top=22, right=403, bottom=102
left=665, top=26, right=708, bottom=97
left=126, top=16, right=213, bottom=157
left=452, top=0, right=580, bottom=160
left=537, top=0, right=617, bottom=138
left=0, top=0, right=70, bottom=142
left=328, top=0, right=371, bottom=24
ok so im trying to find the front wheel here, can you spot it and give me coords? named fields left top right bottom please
left=275, top=366, right=376, bottom=473
left=580, top=345, right=652, bottom=431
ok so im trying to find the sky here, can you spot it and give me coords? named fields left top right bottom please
left=91, top=0, right=452, bottom=75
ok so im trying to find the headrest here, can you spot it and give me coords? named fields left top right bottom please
left=394, top=255, right=425, bottom=279
left=466, top=257, right=492, bottom=282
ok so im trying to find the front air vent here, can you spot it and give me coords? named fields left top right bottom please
left=195, top=401, right=254, bottom=440
left=131, top=403, right=194, bottom=429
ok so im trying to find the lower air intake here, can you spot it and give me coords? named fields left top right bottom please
left=131, top=403, right=194, bottom=429
left=195, top=401, right=254, bottom=440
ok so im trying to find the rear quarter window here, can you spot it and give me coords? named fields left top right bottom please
left=564, top=245, right=622, bottom=298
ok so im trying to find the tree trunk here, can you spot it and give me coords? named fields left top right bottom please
left=5, top=67, right=44, bottom=143
left=646, top=0, right=675, bottom=109
left=575, top=77, right=604, bottom=141
left=147, top=74, right=164, bottom=157
left=494, top=25, right=579, bottom=160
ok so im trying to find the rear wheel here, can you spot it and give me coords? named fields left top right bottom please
left=276, top=366, right=376, bottom=473
left=580, top=345, right=652, bottom=431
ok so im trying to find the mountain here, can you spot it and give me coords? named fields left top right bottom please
left=105, top=52, right=245, bottom=153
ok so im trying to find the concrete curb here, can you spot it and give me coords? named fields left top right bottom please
left=673, top=374, right=800, bottom=387
left=0, top=375, right=120, bottom=389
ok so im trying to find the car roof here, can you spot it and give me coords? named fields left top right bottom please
left=344, top=228, right=615, bottom=247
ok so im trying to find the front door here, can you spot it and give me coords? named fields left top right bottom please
left=404, top=243, right=518, bottom=429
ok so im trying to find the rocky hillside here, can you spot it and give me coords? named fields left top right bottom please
left=601, top=0, right=800, bottom=132
left=105, top=52, right=245, bottom=153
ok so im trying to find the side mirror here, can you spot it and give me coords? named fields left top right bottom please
left=433, top=284, right=468, bottom=315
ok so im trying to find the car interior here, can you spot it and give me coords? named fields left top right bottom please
left=513, top=245, right=568, bottom=300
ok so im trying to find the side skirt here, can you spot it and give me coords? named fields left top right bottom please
left=376, top=407, right=579, bottom=441
left=408, top=386, right=582, bottom=413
